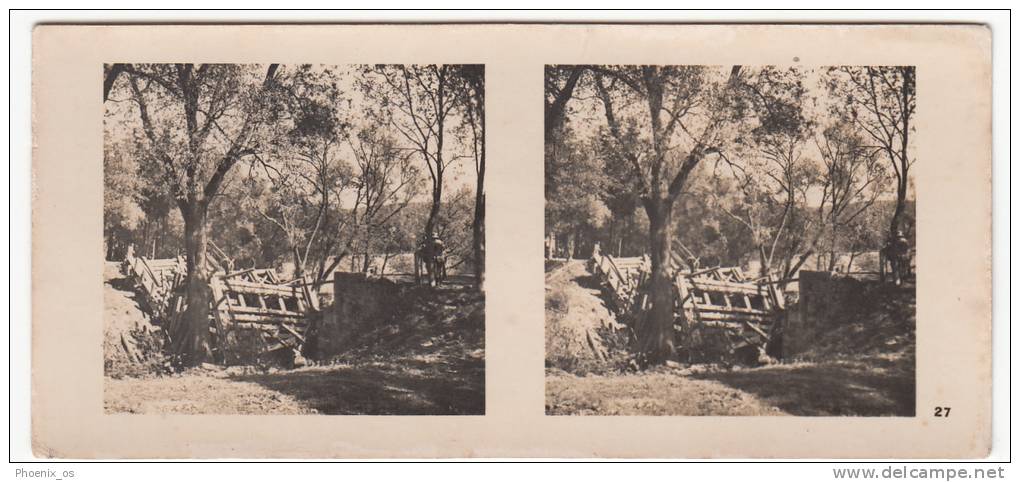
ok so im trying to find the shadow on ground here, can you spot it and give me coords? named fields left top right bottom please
left=251, top=282, right=486, bottom=415
left=230, top=355, right=485, bottom=415
left=691, top=355, right=915, bottom=416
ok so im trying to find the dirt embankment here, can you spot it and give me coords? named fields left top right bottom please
left=545, top=260, right=629, bottom=374
left=103, top=262, right=168, bottom=378
left=796, top=282, right=916, bottom=362
left=314, top=279, right=484, bottom=364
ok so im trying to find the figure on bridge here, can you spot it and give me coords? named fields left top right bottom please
left=414, top=233, right=447, bottom=287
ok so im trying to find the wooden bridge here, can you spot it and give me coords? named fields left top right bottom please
left=122, top=251, right=315, bottom=362
left=121, top=252, right=186, bottom=319
left=587, top=246, right=650, bottom=313
left=588, top=243, right=785, bottom=360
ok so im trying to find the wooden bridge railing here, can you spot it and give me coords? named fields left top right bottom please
left=122, top=252, right=315, bottom=361
left=588, top=244, right=785, bottom=357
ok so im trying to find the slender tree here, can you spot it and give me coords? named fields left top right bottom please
left=713, top=67, right=818, bottom=282
left=826, top=66, right=915, bottom=242
left=345, top=124, right=424, bottom=273
left=252, top=66, right=352, bottom=295
left=454, top=65, right=486, bottom=289
left=368, top=65, right=460, bottom=241
left=815, top=122, right=889, bottom=270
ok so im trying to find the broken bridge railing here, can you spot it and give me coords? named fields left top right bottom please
left=588, top=243, right=785, bottom=360
left=674, top=266, right=784, bottom=358
left=206, top=270, right=317, bottom=357
left=122, top=251, right=186, bottom=319
left=122, top=251, right=317, bottom=362
left=587, top=243, right=649, bottom=313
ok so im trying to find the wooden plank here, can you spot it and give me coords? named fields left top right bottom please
left=223, top=267, right=260, bottom=280
left=695, top=305, right=772, bottom=316
left=279, top=323, right=306, bottom=343
left=733, top=331, right=763, bottom=348
left=686, top=280, right=765, bottom=296
left=208, top=278, right=231, bottom=350
left=262, top=341, right=290, bottom=352
left=222, top=279, right=300, bottom=294
left=689, top=266, right=722, bottom=278
left=743, top=320, right=771, bottom=341
left=228, top=309, right=305, bottom=320
left=225, top=305, right=304, bottom=317
left=696, top=312, right=771, bottom=322
left=229, top=313, right=308, bottom=324
left=685, top=277, right=764, bottom=291
left=231, top=321, right=303, bottom=332
left=695, top=319, right=769, bottom=331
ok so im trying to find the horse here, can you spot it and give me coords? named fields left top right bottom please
left=414, top=235, right=446, bottom=287
left=880, top=232, right=912, bottom=286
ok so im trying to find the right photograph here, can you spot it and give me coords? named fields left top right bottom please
left=544, top=65, right=916, bottom=416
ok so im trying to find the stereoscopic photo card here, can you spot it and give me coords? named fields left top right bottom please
left=31, top=23, right=992, bottom=458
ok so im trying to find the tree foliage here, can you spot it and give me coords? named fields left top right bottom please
left=826, top=66, right=915, bottom=239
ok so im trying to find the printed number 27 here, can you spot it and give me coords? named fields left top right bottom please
left=934, top=407, right=952, bottom=417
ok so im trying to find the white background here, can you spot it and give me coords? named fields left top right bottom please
left=5, top=7, right=1012, bottom=480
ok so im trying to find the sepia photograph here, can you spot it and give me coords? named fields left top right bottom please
left=27, top=21, right=995, bottom=461
left=102, top=63, right=486, bottom=415
left=545, top=64, right=917, bottom=416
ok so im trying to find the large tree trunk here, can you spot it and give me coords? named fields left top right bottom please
left=636, top=199, right=678, bottom=366
left=176, top=204, right=213, bottom=366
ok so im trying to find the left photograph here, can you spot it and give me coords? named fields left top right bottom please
left=102, top=64, right=485, bottom=415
